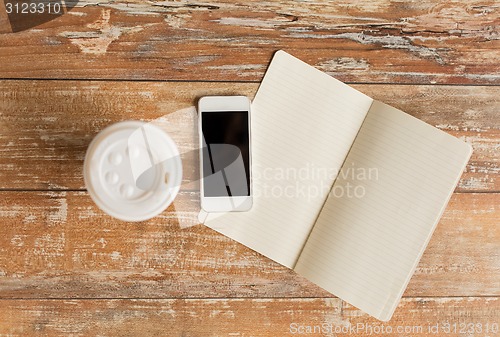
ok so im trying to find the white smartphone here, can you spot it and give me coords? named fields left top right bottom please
left=198, top=96, right=252, bottom=212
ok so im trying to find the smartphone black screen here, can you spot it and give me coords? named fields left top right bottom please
left=202, top=111, right=250, bottom=197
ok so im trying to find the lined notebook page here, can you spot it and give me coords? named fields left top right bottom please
left=204, top=50, right=373, bottom=268
left=294, top=101, right=472, bottom=320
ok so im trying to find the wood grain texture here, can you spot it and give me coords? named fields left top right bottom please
left=1, top=0, right=498, bottom=330
left=0, top=191, right=497, bottom=299
left=0, top=80, right=498, bottom=191
left=0, top=0, right=498, bottom=84
left=0, top=297, right=498, bottom=337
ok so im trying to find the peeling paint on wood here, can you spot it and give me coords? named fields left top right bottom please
left=0, top=0, right=498, bottom=331
left=0, top=297, right=497, bottom=336
left=0, top=192, right=497, bottom=298
left=0, top=0, right=498, bottom=83
left=59, top=9, right=152, bottom=55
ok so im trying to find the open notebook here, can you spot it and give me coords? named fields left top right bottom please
left=204, top=50, right=472, bottom=321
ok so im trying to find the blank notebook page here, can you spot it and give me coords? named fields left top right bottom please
left=294, top=101, right=472, bottom=320
left=204, top=51, right=373, bottom=268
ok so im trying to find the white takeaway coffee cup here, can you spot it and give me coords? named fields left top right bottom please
left=83, top=121, right=183, bottom=222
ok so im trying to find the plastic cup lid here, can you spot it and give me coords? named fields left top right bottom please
left=83, top=121, right=182, bottom=222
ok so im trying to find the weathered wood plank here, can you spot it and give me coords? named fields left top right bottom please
left=0, top=81, right=497, bottom=191
left=0, top=1, right=498, bottom=84
left=0, top=81, right=256, bottom=190
left=0, top=192, right=497, bottom=298
left=0, top=297, right=498, bottom=336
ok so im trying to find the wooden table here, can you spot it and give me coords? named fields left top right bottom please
left=0, top=1, right=498, bottom=336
